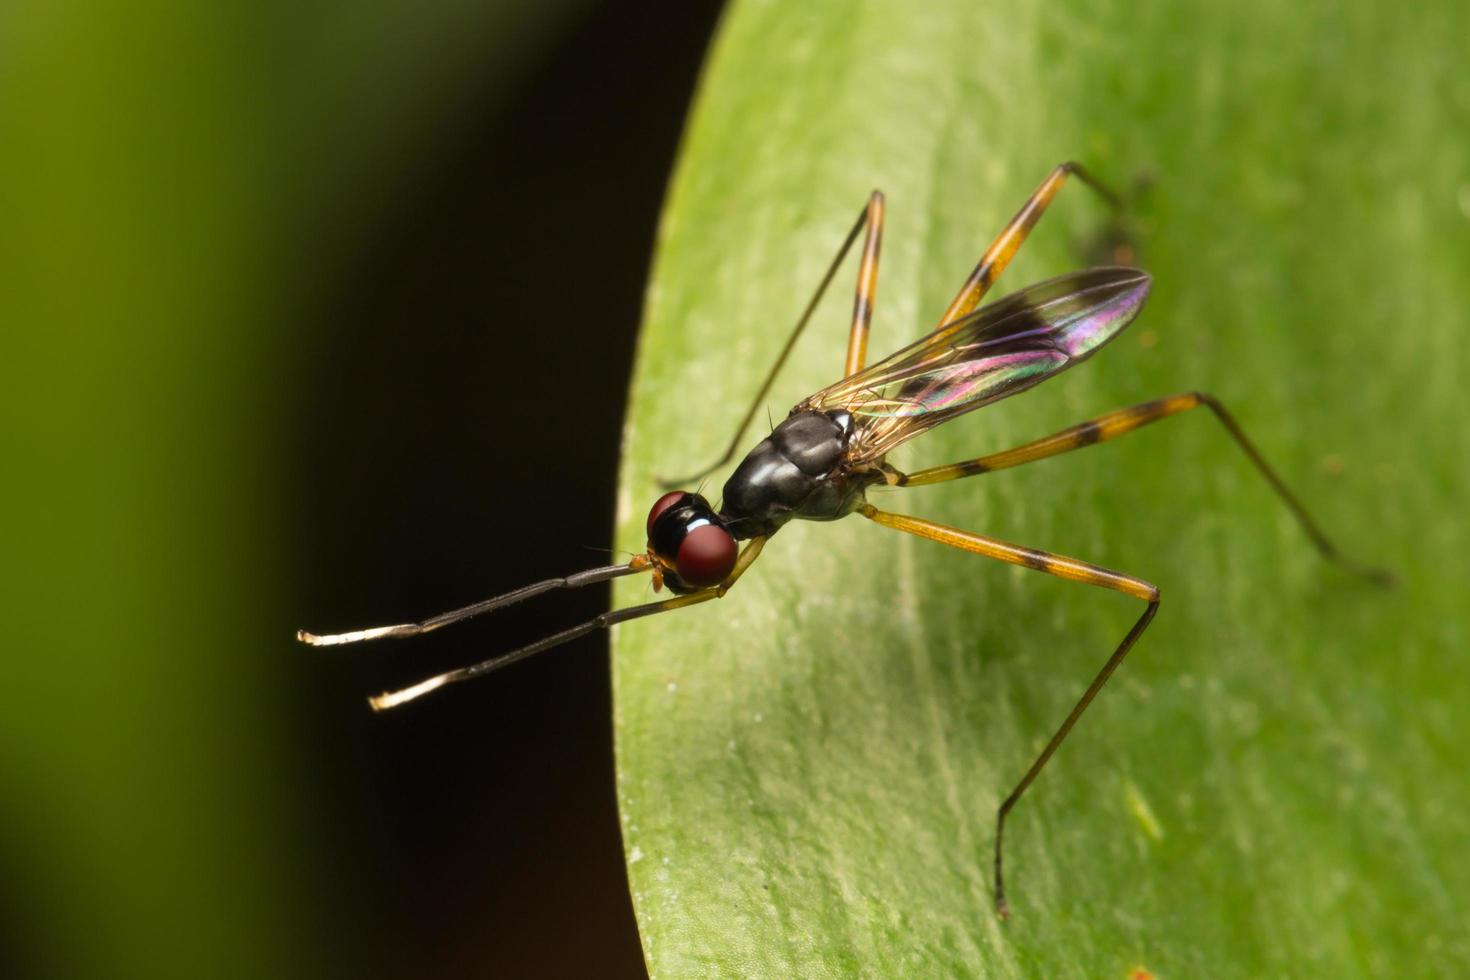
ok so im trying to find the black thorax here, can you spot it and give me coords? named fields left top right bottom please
left=719, top=409, right=877, bottom=539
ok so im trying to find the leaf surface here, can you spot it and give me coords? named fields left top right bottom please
left=615, top=2, right=1470, bottom=975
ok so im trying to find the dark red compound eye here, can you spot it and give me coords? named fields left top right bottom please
left=646, top=491, right=688, bottom=538
left=675, top=524, right=737, bottom=588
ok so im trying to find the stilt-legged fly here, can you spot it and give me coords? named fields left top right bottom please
left=299, top=162, right=1388, bottom=917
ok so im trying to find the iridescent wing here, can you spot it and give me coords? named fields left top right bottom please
left=801, top=266, right=1151, bottom=464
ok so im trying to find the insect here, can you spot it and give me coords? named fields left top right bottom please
left=299, top=162, right=1387, bottom=917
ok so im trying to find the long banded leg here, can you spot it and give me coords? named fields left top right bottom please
left=297, top=560, right=650, bottom=647
left=934, top=162, right=1119, bottom=341
left=884, top=391, right=1390, bottom=583
left=367, top=537, right=767, bottom=711
left=660, top=191, right=886, bottom=488
left=858, top=502, right=1158, bottom=919
left=844, top=190, right=885, bottom=377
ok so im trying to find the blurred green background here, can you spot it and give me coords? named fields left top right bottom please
left=2, top=1, right=718, bottom=976
left=6, top=0, right=1469, bottom=977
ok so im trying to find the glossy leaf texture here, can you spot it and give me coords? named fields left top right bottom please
left=615, top=1, right=1470, bottom=976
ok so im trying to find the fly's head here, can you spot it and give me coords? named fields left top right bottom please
left=643, top=491, right=737, bottom=594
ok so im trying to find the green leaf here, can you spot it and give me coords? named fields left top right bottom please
left=615, top=1, right=1470, bottom=976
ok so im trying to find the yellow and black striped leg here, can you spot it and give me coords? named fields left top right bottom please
left=844, top=190, right=885, bottom=377
left=366, top=537, right=766, bottom=711
left=885, top=391, right=1391, bottom=584
left=858, top=503, right=1158, bottom=919
left=934, top=162, right=1119, bottom=341
left=659, top=191, right=886, bottom=489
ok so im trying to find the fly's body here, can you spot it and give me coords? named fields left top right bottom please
left=300, top=162, right=1387, bottom=917
left=662, top=261, right=1155, bottom=594
left=718, top=409, right=871, bottom=541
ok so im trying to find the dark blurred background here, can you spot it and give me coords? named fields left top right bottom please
left=3, top=1, right=722, bottom=977
left=294, top=3, right=721, bottom=976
